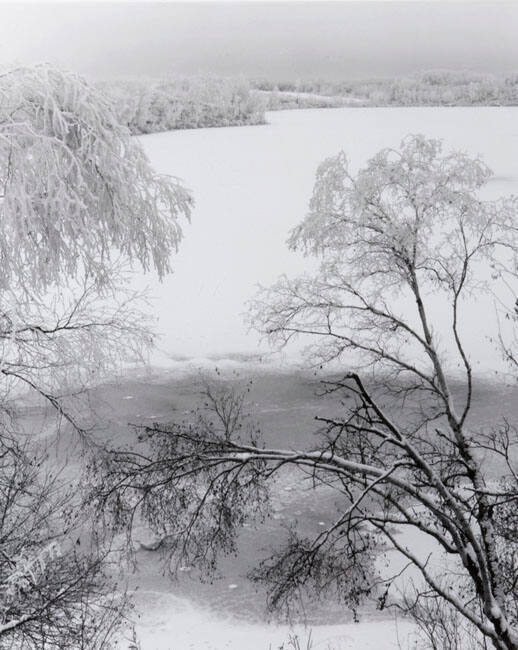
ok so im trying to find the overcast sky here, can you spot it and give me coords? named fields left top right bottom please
left=2, top=2, right=518, bottom=81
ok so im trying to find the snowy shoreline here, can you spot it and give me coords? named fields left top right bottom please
left=131, top=590, right=417, bottom=650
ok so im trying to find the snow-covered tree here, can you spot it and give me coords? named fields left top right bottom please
left=96, top=136, right=518, bottom=650
left=0, top=63, right=192, bottom=647
left=0, top=63, right=192, bottom=423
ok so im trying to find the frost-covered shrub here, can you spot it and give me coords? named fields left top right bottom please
left=99, top=75, right=266, bottom=134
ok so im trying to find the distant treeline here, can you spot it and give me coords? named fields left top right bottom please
left=97, top=70, right=517, bottom=135
left=254, top=70, right=518, bottom=108
left=97, top=75, right=266, bottom=134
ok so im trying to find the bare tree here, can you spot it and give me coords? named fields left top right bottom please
left=93, top=136, right=518, bottom=649
left=0, top=63, right=192, bottom=646
left=400, top=581, right=491, bottom=650
left=0, top=431, right=129, bottom=648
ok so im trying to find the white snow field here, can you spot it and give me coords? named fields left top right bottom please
left=135, top=106, right=518, bottom=375
left=131, top=590, right=416, bottom=650
left=126, top=108, right=518, bottom=647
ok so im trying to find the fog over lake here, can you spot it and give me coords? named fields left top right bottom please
left=132, top=106, right=518, bottom=375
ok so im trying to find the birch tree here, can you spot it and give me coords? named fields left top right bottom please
left=0, top=63, right=192, bottom=426
left=0, top=64, right=192, bottom=646
left=95, top=136, right=518, bottom=650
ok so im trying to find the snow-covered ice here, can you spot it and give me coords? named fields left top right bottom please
left=135, top=106, right=518, bottom=376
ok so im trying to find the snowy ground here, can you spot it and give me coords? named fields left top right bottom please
left=130, top=591, right=417, bottom=650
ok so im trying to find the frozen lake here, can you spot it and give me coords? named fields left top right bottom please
left=135, top=107, right=518, bottom=373
left=127, top=107, right=518, bottom=647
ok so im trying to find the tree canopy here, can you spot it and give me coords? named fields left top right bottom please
left=0, top=64, right=192, bottom=294
left=254, top=135, right=517, bottom=373
left=0, top=64, right=193, bottom=408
